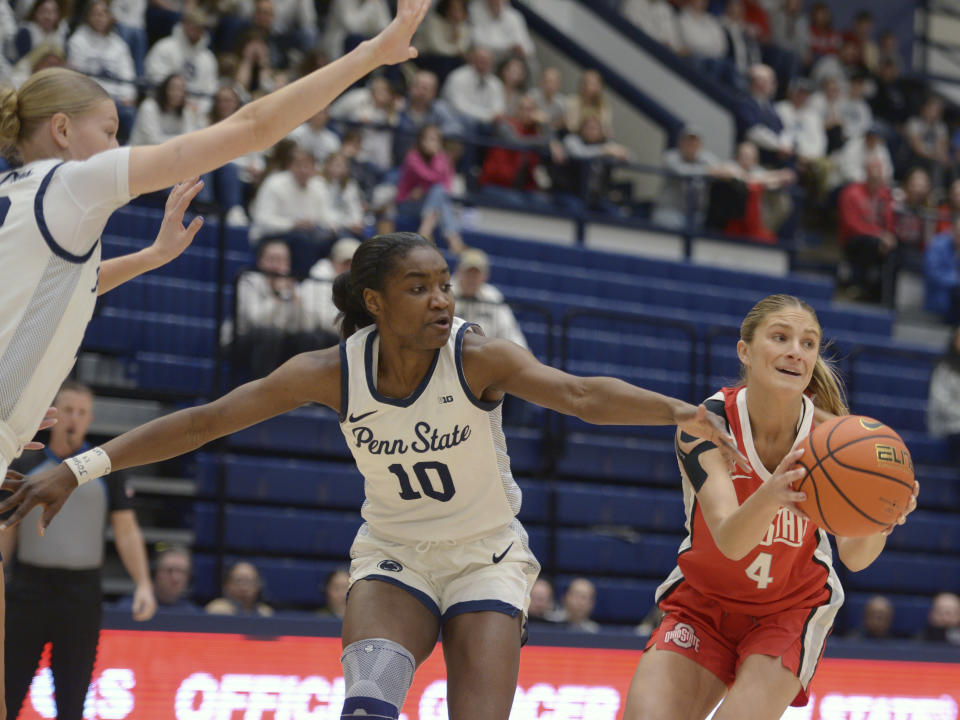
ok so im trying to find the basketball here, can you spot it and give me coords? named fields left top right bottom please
left=794, top=415, right=915, bottom=537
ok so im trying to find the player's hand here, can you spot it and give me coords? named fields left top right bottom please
left=147, top=178, right=205, bottom=267
left=23, top=406, right=58, bottom=451
left=675, top=403, right=750, bottom=472
left=132, top=583, right=157, bottom=622
left=758, top=447, right=808, bottom=519
left=0, top=463, right=78, bottom=534
left=881, top=480, right=919, bottom=536
left=369, top=0, right=431, bottom=65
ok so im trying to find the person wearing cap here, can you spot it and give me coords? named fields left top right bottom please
left=301, top=237, right=361, bottom=342
left=144, top=2, right=218, bottom=114
left=653, top=125, right=723, bottom=231
left=452, top=248, right=527, bottom=349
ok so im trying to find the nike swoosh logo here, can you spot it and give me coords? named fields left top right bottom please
left=492, top=542, right=514, bottom=564
left=348, top=410, right=378, bottom=423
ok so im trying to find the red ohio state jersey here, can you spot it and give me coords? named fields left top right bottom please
left=656, top=386, right=844, bottom=618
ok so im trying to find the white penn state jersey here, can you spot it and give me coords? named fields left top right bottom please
left=0, top=150, right=132, bottom=468
left=339, top=317, right=522, bottom=543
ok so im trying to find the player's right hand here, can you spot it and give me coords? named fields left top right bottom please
left=370, top=0, right=432, bottom=65
left=0, top=462, right=78, bottom=535
left=759, top=447, right=808, bottom=519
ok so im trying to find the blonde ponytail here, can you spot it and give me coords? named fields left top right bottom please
left=0, top=86, right=21, bottom=153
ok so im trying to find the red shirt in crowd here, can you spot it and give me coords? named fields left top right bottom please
left=837, top=181, right=895, bottom=246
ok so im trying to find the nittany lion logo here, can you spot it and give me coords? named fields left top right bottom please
left=378, top=560, right=403, bottom=573
left=664, top=623, right=701, bottom=652
left=859, top=418, right=886, bottom=431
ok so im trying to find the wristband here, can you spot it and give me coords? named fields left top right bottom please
left=64, top=447, right=112, bottom=486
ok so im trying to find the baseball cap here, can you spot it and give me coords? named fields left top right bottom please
left=330, top=238, right=361, bottom=263
left=458, top=248, right=489, bottom=272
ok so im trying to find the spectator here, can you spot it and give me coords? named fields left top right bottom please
left=936, top=179, right=960, bottom=233
left=324, top=0, right=390, bottom=60
left=9, top=40, right=64, bottom=88
left=228, top=239, right=321, bottom=376
left=721, top=0, right=762, bottom=79
left=108, top=0, right=147, bottom=75
left=396, top=124, right=462, bottom=251
left=677, top=0, right=727, bottom=63
left=808, top=75, right=847, bottom=154
left=925, top=219, right=960, bottom=324
left=837, top=73, right=873, bottom=143
left=442, top=45, right=505, bottom=129
left=315, top=150, right=366, bottom=239
left=904, top=96, right=950, bottom=191
left=870, top=58, right=910, bottom=126
left=250, top=146, right=334, bottom=274
left=301, top=237, right=359, bottom=341
left=144, top=4, right=218, bottom=115
left=927, top=327, right=960, bottom=462
left=206, top=561, right=274, bottom=616
left=634, top=605, right=665, bottom=636
left=738, top=63, right=790, bottom=161
left=552, top=577, right=600, bottom=633
left=713, top=140, right=795, bottom=243
left=418, top=0, right=470, bottom=62
left=245, top=0, right=316, bottom=58
left=652, top=125, right=722, bottom=230
left=847, top=595, right=895, bottom=640
left=916, top=592, right=960, bottom=645
left=116, top=545, right=199, bottom=613
left=233, top=27, right=284, bottom=97
left=561, top=115, right=630, bottom=213
left=527, top=578, right=557, bottom=623
left=807, top=1, right=840, bottom=62
left=529, top=66, right=568, bottom=133
left=452, top=248, right=528, bottom=349
left=329, top=74, right=399, bottom=188
left=831, top=123, right=893, bottom=190
left=843, top=10, right=879, bottom=73
left=1, top=381, right=156, bottom=720
left=14, top=0, right=67, bottom=61
left=395, top=69, right=463, bottom=161
left=290, top=108, right=342, bottom=166
left=894, top=167, right=935, bottom=265
left=67, top=0, right=138, bottom=124
left=811, top=37, right=866, bottom=92
left=837, top=155, right=896, bottom=302
left=469, top=0, right=535, bottom=63
left=499, top=55, right=529, bottom=117
left=769, top=0, right=810, bottom=69
left=129, top=72, right=196, bottom=146
left=740, top=0, right=769, bottom=44
left=621, top=0, right=680, bottom=53
left=877, top=30, right=904, bottom=73
left=316, top=567, right=349, bottom=619
left=775, top=77, right=826, bottom=164
left=566, top=68, right=613, bottom=137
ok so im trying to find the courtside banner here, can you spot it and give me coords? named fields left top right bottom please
left=15, top=629, right=960, bottom=719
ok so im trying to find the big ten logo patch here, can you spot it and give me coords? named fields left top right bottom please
left=664, top=623, right=701, bottom=652
left=875, top=443, right=913, bottom=473
left=438, top=394, right=454, bottom=405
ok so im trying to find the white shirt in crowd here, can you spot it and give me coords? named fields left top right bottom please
left=621, top=0, right=680, bottom=51
left=324, top=0, right=390, bottom=60
left=228, top=0, right=316, bottom=32
left=468, top=0, right=535, bottom=60
left=677, top=6, right=727, bottom=58
left=288, top=123, right=342, bottom=165
left=315, top=176, right=365, bottom=231
left=110, top=0, right=146, bottom=29
left=830, top=136, right=893, bottom=189
left=128, top=97, right=199, bottom=146
left=329, top=86, right=396, bottom=170
left=442, top=64, right=505, bottom=124
left=67, top=25, right=137, bottom=104
left=249, top=170, right=331, bottom=242
left=928, top=363, right=960, bottom=437
left=775, top=99, right=826, bottom=160
left=144, top=24, right=218, bottom=114
left=451, top=279, right=528, bottom=350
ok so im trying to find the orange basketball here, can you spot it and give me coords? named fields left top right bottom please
left=794, top=415, right=915, bottom=537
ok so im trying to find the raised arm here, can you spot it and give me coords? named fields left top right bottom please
left=461, top=333, right=747, bottom=466
left=128, top=0, right=431, bottom=196
left=0, top=348, right=343, bottom=531
left=97, top=179, right=205, bottom=295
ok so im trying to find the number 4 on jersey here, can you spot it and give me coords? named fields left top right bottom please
left=745, top=552, right=774, bottom=589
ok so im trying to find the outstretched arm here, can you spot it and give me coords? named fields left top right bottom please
left=461, top=334, right=748, bottom=467
left=97, top=179, right=205, bottom=296
left=0, top=349, right=342, bottom=531
left=128, top=0, right=431, bottom=196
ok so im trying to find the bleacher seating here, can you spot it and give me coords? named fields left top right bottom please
left=90, top=202, right=957, bottom=634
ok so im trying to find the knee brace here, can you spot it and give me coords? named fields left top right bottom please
left=340, top=638, right=416, bottom=720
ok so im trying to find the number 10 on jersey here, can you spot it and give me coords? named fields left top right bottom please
left=388, top=462, right=456, bottom=502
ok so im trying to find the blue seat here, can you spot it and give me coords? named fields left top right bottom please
left=558, top=434, right=679, bottom=484
left=135, top=353, right=214, bottom=394
left=554, top=483, right=684, bottom=531
left=839, top=592, right=931, bottom=639
left=555, top=529, right=682, bottom=577
left=207, top=504, right=361, bottom=556
left=842, top=552, right=960, bottom=595
left=881, top=511, right=960, bottom=553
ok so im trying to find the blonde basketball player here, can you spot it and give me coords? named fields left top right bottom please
left=2, top=233, right=746, bottom=720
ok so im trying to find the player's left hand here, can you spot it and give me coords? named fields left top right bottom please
left=0, top=462, right=78, bottom=534
left=147, top=178, right=205, bottom=266
left=22, top=406, right=58, bottom=451
left=881, top=480, right=919, bottom=537
left=676, top=403, right=750, bottom=472
left=132, top=583, right=157, bottom=622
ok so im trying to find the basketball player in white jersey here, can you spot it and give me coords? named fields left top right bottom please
left=2, top=234, right=747, bottom=720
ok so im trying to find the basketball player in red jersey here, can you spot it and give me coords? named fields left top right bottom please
left=623, top=294, right=919, bottom=720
